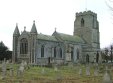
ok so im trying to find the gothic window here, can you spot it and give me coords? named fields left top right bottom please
left=77, top=49, right=79, bottom=59
left=20, top=38, right=28, bottom=54
left=96, top=51, right=99, bottom=63
left=71, top=47, right=73, bottom=60
left=81, top=18, right=84, bottom=27
left=86, top=54, right=89, bottom=63
left=60, top=48, right=62, bottom=58
left=41, top=45, right=44, bottom=57
left=54, top=47, right=56, bottom=58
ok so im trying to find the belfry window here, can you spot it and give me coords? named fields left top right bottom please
left=81, top=18, right=85, bottom=27
left=41, top=45, right=44, bottom=57
left=20, top=38, right=28, bottom=54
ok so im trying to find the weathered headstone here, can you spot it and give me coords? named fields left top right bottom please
left=9, top=64, right=14, bottom=77
left=54, top=66, right=58, bottom=72
left=24, top=61, right=27, bottom=69
left=20, top=65, right=24, bottom=72
left=94, top=68, right=98, bottom=76
left=94, top=64, right=99, bottom=76
left=21, top=60, right=25, bottom=67
left=54, top=64, right=58, bottom=72
left=86, top=66, right=90, bottom=76
left=17, top=62, right=25, bottom=77
left=68, top=62, right=73, bottom=68
left=79, top=68, right=82, bottom=75
left=55, top=71, right=62, bottom=81
left=10, top=68, right=14, bottom=77
left=1, top=59, right=6, bottom=79
left=6, top=60, right=9, bottom=64
left=103, top=71, right=112, bottom=83
left=41, top=68, right=45, bottom=75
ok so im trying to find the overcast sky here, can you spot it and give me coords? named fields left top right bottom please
left=0, top=0, right=113, bottom=50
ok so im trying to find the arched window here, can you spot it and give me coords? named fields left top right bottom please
left=71, top=47, right=73, bottom=60
left=86, top=54, right=89, bottom=63
left=20, top=38, right=28, bottom=54
left=96, top=51, right=99, bottom=63
left=60, top=48, right=62, bottom=58
left=77, top=49, right=79, bottom=59
left=54, top=47, right=56, bottom=57
left=81, top=18, right=84, bottom=27
left=41, top=45, right=44, bottom=57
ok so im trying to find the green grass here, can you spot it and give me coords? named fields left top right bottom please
left=0, top=64, right=112, bottom=83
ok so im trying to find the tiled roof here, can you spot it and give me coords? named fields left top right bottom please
left=38, top=33, right=58, bottom=42
left=53, top=31, right=85, bottom=43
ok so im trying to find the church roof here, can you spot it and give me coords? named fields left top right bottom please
left=38, top=33, right=58, bottom=42
left=30, top=21, right=37, bottom=33
left=13, top=24, right=20, bottom=35
left=53, top=31, right=85, bottom=43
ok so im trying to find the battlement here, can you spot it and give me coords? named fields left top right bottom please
left=76, top=10, right=97, bottom=17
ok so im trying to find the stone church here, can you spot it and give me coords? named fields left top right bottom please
left=12, top=10, right=100, bottom=64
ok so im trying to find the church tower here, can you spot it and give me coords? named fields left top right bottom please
left=30, top=21, right=38, bottom=63
left=12, top=24, right=20, bottom=63
left=73, top=11, right=100, bottom=49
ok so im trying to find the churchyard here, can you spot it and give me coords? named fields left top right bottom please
left=0, top=60, right=113, bottom=83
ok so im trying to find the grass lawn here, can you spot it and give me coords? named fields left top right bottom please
left=0, top=63, right=112, bottom=83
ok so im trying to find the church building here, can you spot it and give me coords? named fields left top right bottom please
left=12, top=10, right=100, bottom=64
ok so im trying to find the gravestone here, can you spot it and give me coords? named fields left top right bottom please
left=54, top=64, right=58, bottom=72
left=21, top=60, right=25, bottom=67
left=1, top=59, right=6, bottom=79
left=40, top=63, right=46, bottom=75
left=68, top=62, right=73, bottom=68
left=79, top=68, right=82, bottom=75
left=6, top=60, right=9, bottom=64
left=23, top=61, right=28, bottom=70
left=17, top=62, right=25, bottom=77
left=86, top=66, right=90, bottom=76
left=103, top=66, right=112, bottom=83
left=94, top=68, right=98, bottom=76
left=41, top=68, right=45, bottom=75
left=94, top=63, right=99, bottom=76
left=55, top=71, right=62, bottom=81
left=103, top=71, right=112, bottom=83
left=9, top=64, right=14, bottom=77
